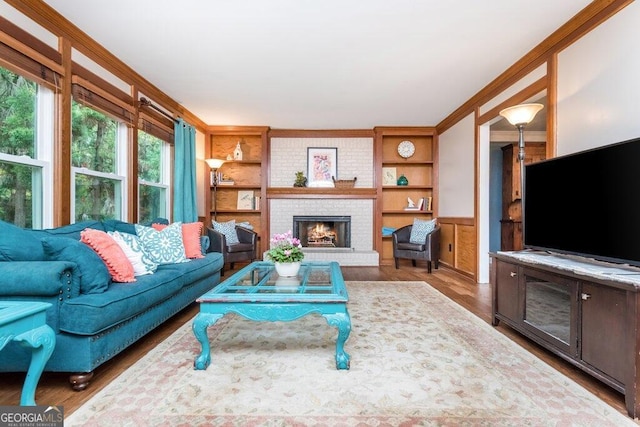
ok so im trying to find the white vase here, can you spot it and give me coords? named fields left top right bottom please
left=274, top=261, right=301, bottom=277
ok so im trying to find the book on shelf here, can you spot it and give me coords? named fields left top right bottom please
left=211, top=171, right=234, bottom=185
left=253, top=196, right=261, bottom=210
left=423, top=196, right=433, bottom=211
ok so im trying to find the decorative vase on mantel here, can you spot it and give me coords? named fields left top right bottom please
left=274, top=261, right=301, bottom=277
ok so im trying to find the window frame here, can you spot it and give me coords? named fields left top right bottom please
left=137, top=129, right=171, bottom=223
left=0, top=70, right=54, bottom=228
left=70, top=117, right=129, bottom=222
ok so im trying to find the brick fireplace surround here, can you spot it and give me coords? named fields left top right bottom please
left=268, top=137, right=379, bottom=266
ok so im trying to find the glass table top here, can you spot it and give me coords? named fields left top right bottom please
left=198, top=261, right=348, bottom=303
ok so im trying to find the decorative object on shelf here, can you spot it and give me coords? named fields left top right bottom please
left=499, top=102, right=544, bottom=198
left=382, top=167, right=397, bottom=186
left=205, top=158, right=225, bottom=221
left=293, top=171, right=307, bottom=187
left=265, top=230, right=304, bottom=277
left=233, top=140, right=243, bottom=160
left=397, top=174, right=408, bottom=186
left=307, top=147, right=337, bottom=187
left=332, top=176, right=357, bottom=188
left=226, top=154, right=233, bottom=160
left=397, top=140, right=415, bottom=158
left=404, top=197, right=423, bottom=210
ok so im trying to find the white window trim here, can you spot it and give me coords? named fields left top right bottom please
left=71, top=167, right=126, bottom=222
left=37, top=86, right=54, bottom=228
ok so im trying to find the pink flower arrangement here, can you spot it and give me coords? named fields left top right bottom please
left=265, top=230, right=304, bottom=263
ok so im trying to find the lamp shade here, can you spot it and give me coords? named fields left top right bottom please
left=499, top=103, right=544, bottom=126
left=205, top=158, right=225, bottom=169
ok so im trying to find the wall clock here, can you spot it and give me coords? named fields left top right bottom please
left=397, top=140, right=415, bottom=158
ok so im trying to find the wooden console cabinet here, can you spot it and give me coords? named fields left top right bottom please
left=491, top=251, right=639, bottom=418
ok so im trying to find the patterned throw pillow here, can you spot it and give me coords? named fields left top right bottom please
left=409, top=218, right=437, bottom=244
left=108, top=231, right=153, bottom=276
left=212, top=219, right=239, bottom=245
left=135, top=223, right=187, bottom=265
left=110, top=231, right=158, bottom=273
left=152, top=221, right=204, bottom=259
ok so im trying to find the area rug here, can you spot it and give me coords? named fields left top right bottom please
left=66, top=281, right=635, bottom=426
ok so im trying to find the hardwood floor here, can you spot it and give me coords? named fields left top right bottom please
left=0, top=264, right=629, bottom=419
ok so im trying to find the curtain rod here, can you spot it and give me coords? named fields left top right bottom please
left=139, top=97, right=176, bottom=122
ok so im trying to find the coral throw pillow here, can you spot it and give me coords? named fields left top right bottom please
left=152, top=221, right=204, bottom=259
left=80, top=228, right=136, bottom=283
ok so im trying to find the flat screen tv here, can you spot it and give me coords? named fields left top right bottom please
left=524, top=136, right=640, bottom=266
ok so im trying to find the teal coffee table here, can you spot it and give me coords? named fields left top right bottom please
left=0, top=301, right=55, bottom=405
left=193, top=261, right=351, bottom=370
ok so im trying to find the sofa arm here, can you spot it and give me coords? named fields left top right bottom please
left=0, top=261, right=80, bottom=298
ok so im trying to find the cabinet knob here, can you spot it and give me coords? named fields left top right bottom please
left=509, top=271, right=517, bottom=277
left=581, top=293, right=591, bottom=300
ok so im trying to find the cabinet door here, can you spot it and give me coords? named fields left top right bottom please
left=581, top=282, right=627, bottom=384
left=522, top=268, right=578, bottom=355
left=494, top=260, right=521, bottom=323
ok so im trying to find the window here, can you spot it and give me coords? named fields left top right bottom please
left=0, top=67, right=52, bottom=228
left=138, top=130, right=169, bottom=223
left=71, top=101, right=126, bottom=221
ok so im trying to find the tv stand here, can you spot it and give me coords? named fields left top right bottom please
left=491, top=250, right=640, bottom=418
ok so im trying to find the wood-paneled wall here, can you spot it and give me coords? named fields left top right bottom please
left=438, top=217, right=475, bottom=278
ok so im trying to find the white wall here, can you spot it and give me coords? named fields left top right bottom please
left=438, top=113, right=475, bottom=217
left=270, top=138, right=374, bottom=187
left=557, top=2, right=640, bottom=155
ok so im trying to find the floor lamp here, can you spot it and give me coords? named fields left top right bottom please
left=498, top=103, right=544, bottom=198
left=206, top=158, right=225, bottom=221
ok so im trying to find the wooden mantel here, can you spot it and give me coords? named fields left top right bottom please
left=267, top=187, right=377, bottom=199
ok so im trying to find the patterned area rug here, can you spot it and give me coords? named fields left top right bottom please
left=66, top=281, right=634, bottom=426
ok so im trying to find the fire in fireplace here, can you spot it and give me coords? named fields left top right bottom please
left=293, top=216, right=351, bottom=248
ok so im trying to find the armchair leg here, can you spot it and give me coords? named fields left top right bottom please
left=411, top=259, right=417, bottom=267
left=427, top=261, right=432, bottom=274
left=394, top=258, right=399, bottom=269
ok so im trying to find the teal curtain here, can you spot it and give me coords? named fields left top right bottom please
left=173, top=119, right=197, bottom=222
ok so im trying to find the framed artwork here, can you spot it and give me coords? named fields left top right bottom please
left=382, top=167, right=397, bottom=186
left=236, top=190, right=254, bottom=210
left=307, top=147, right=337, bottom=187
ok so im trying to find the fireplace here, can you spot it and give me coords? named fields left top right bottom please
left=293, top=216, right=351, bottom=248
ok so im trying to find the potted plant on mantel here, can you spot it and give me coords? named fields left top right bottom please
left=265, top=230, right=304, bottom=277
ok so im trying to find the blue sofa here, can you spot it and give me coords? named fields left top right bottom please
left=0, top=219, right=224, bottom=390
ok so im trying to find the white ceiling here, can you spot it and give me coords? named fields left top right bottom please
left=43, top=0, right=591, bottom=129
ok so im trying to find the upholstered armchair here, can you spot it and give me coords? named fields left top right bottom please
left=392, top=224, right=440, bottom=273
left=207, top=226, right=258, bottom=275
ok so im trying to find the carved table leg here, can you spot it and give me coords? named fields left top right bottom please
left=192, top=312, right=224, bottom=370
left=14, top=324, right=56, bottom=405
left=323, top=310, right=352, bottom=370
